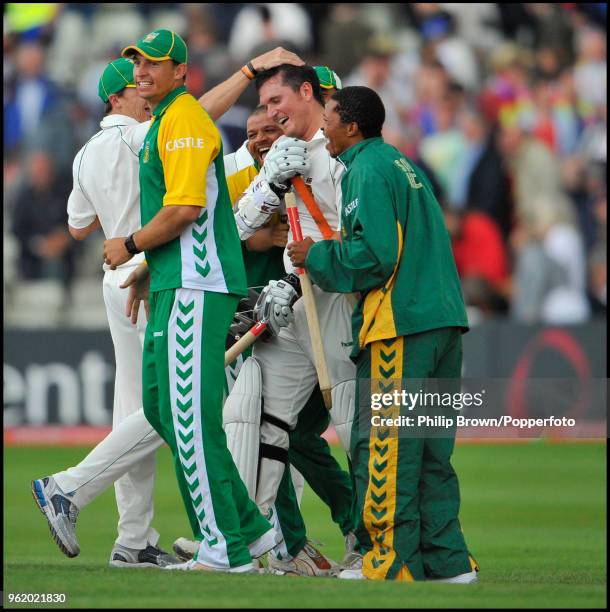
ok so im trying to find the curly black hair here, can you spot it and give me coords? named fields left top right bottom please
left=254, top=64, right=325, bottom=107
left=330, top=86, right=385, bottom=139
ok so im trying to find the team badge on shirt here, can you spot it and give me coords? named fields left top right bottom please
left=394, top=158, right=423, bottom=189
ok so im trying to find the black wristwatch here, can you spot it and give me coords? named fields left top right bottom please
left=124, top=233, right=141, bottom=255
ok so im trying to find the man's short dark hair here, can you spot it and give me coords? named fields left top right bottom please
left=331, top=86, right=385, bottom=139
left=254, top=64, right=324, bottom=106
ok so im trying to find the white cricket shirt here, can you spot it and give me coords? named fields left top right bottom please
left=224, top=139, right=255, bottom=177
left=67, top=114, right=151, bottom=268
left=282, top=128, right=344, bottom=274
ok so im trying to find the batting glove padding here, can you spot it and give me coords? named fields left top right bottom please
left=253, top=279, right=298, bottom=336
left=261, top=136, right=310, bottom=189
left=227, top=289, right=271, bottom=347
left=235, top=174, right=282, bottom=239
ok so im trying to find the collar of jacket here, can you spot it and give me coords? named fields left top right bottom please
left=152, top=84, right=187, bottom=119
left=100, top=114, right=140, bottom=129
left=338, top=136, right=384, bottom=168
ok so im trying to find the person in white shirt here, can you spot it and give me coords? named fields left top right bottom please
left=31, top=58, right=179, bottom=569
left=31, top=48, right=303, bottom=569
left=224, top=64, right=361, bottom=576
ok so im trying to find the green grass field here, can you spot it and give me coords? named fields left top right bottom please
left=3, top=442, right=606, bottom=609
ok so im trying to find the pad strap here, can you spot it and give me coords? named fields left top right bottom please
left=259, top=443, right=289, bottom=464
left=261, top=412, right=291, bottom=433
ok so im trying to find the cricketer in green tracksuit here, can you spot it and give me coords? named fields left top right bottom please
left=107, top=29, right=274, bottom=569
left=293, top=88, right=478, bottom=581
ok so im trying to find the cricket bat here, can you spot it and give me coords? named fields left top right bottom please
left=284, top=191, right=333, bottom=409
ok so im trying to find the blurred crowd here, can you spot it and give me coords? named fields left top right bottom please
left=3, top=3, right=607, bottom=327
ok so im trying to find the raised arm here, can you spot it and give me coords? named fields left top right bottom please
left=199, top=47, right=304, bottom=121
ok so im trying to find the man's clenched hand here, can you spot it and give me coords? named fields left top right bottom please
left=103, top=237, right=133, bottom=270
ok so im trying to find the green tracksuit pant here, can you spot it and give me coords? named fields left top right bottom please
left=286, top=387, right=355, bottom=535
left=353, top=327, right=477, bottom=581
left=142, top=288, right=271, bottom=569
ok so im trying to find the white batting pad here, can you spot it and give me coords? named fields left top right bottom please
left=331, top=379, right=356, bottom=457
left=222, top=357, right=262, bottom=499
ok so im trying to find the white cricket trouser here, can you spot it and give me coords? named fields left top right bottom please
left=252, top=286, right=356, bottom=512
left=53, top=263, right=164, bottom=549
left=254, top=286, right=355, bottom=427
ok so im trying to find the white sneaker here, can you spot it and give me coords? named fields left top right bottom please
left=427, top=570, right=478, bottom=584
left=172, top=537, right=199, bottom=562
left=342, top=551, right=363, bottom=568
left=163, top=559, right=256, bottom=573
left=339, top=568, right=366, bottom=580
left=173, top=529, right=282, bottom=562
left=31, top=477, right=80, bottom=558
left=109, top=544, right=180, bottom=569
left=249, top=528, right=283, bottom=559
left=331, top=532, right=363, bottom=576
left=340, top=569, right=478, bottom=582
left=268, top=540, right=337, bottom=577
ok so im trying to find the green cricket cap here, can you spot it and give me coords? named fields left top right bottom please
left=98, top=58, right=136, bottom=103
left=122, top=29, right=187, bottom=64
left=314, top=66, right=342, bottom=90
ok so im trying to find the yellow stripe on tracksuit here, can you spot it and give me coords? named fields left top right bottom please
left=358, top=222, right=403, bottom=352
left=362, top=336, right=413, bottom=582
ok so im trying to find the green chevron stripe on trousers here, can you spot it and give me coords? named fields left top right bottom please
left=142, top=288, right=271, bottom=569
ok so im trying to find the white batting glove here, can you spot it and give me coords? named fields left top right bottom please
left=260, top=136, right=310, bottom=189
left=234, top=174, right=282, bottom=239
left=253, top=279, right=298, bottom=336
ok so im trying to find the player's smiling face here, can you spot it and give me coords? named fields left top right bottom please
left=132, top=54, right=184, bottom=109
left=258, top=75, right=310, bottom=139
left=246, top=111, right=283, bottom=165
left=322, top=99, right=352, bottom=158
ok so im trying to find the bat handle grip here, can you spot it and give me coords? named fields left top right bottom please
left=286, top=206, right=302, bottom=240
left=286, top=201, right=305, bottom=274
left=224, top=321, right=267, bottom=366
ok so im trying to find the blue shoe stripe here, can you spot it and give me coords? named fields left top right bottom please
left=34, top=480, right=47, bottom=507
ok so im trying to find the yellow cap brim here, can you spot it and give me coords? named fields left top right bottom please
left=121, top=45, right=172, bottom=62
